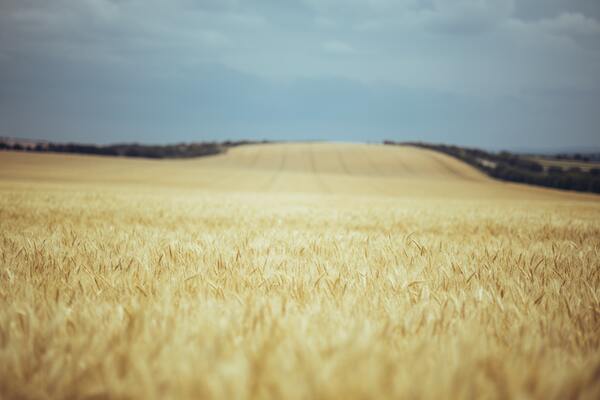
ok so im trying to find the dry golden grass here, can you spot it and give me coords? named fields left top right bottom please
left=0, top=143, right=599, bottom=399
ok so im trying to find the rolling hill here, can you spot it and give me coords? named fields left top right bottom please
left=0, top=142, right=593, bottom=201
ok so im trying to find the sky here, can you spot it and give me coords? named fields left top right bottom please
left=1, top=0, right=599, bottom=150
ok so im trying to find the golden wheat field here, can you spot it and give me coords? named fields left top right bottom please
left=0, top=142, right=599, bottom=399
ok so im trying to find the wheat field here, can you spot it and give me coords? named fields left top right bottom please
left=0, top=143, right=599, bottom=399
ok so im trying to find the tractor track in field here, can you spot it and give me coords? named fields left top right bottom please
left=335, top=147, right=386, bottom=196
left=359, top=148, right=392, bottom=196
left=261, top=146, right=287, bottom=192
left=426, top=150, right=482, bottom=182
left=201, top=146, right=263, bottom=190
left=336, top=149, right=352, bottom=176
left=309, top=144, right=331, bottom=194
left=394, top=152, right=415, bottom=175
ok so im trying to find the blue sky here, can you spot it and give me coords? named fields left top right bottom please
left=1, top=0, right=599, bottom=149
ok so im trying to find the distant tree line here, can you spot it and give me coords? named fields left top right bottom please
left=537, top=153, right=600, bottom=163
left=0, top=139, right=271, bottom=159
left=384, top=141, right=600, bottom=194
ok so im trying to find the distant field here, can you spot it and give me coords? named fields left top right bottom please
left=1, top=143, right=599, bottom=399
left=529, top=156, right=600, bottom=172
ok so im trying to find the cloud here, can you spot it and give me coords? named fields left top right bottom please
left=425, top=0, right=515, bottom=34
left=343, top=0, right=515, bottom=35
left=353, top=19, right=384, bottom=32
left=513, top=0, right=600, bottom=22
left=314, top=16, right=337, bottom=29
left=322, top=40, right=355, bottom=54
left=197, top=30, right=231, bottom=47
left=536, top=13, right=600, bottom=36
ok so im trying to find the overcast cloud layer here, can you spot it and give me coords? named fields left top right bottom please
left=1, top=0, right=599, bottom=149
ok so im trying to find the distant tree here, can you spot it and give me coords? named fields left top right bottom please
left=590, top=179, right=600, bottom=193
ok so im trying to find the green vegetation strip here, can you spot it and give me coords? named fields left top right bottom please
left=0, top=139, right=270, bottom=159
left=385, top=141, right=600, bottom=194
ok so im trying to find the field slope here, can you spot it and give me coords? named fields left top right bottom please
left=0, top=143, right=599, bottom=399
left=0, top=142, right=594, bottom=200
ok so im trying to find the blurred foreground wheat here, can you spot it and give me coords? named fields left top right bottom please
left=1, top=183, right=599, bottom=399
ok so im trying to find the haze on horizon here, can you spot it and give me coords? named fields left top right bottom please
left=1, top=0, right=599, bottom=151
